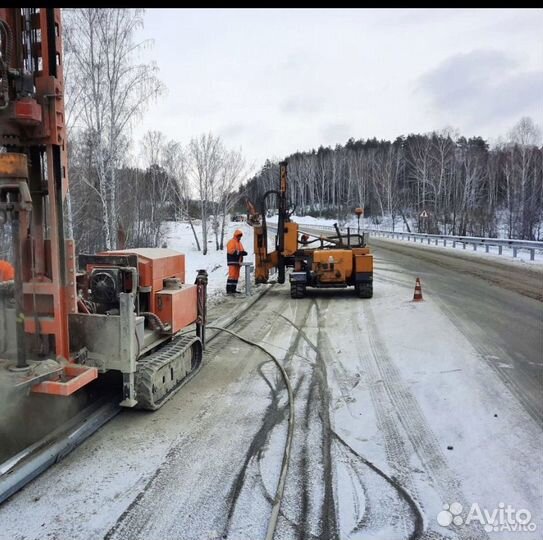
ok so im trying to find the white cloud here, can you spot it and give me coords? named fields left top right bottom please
left=417, top=50, right=543, bottom=130
left=132, top=8, right=543, bottom=166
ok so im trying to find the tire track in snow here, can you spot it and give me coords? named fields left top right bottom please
left=319, top=303, right=418, bottom=539
left=313, top=298, right=340, bottom=540
left=225, top=297, right=318, bottom=539
left=274, top=299, right=324, bottom=540
left=350, top=309, right=422, bottom=539
left=105, top=296, right=291, bottom=540
left=262, top=299, right=339, bottom=540
left=333, top=432, right=424, bottom=540
left=361, top=302, right=489, bottom=540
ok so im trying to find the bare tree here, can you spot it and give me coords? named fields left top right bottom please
left=216, top=149, right=247, bottom=249
left=64, top=8, right=164, bottom=250
left=187, top=134, right=224, bottom=255
left=508, top=117, right=542, bottom=239
left=138, top=131, right=174, bottom=246
left=160, top=140, right=201, bottom=251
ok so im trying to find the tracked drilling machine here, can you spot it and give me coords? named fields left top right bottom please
left=250, top=161, right=374, bottom=298
left=0, top=8, right=206, bottom=410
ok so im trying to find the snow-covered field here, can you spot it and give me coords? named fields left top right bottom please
left=163, top=220, right=257, bottom=301
left=269, top=215, right=543, bottom=266
left=287, top=212, right=543, bottom=242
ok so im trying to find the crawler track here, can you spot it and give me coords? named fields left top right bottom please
left=136, top=334, right=203, bottom=410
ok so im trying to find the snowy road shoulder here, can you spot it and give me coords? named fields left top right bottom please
left=323, top=261, right=542, bottom=539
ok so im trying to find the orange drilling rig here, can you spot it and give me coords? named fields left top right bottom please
left=250, top=161, right=374, bottom=298
left=0, top=8, right=206, bottom=410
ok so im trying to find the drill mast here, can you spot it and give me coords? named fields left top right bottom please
left=0, top=7, right=75, bottom=364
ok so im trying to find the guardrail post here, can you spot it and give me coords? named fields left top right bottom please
left=530, top=249, right=535, bottom=261
left=513, top=247, right=518, bottom=258
left=452, top=240, right=456, bottom=248
left=473, top=243, right=477, bottom=251
left=463, top=242, right=466, bottom=250
left=427, top=238, right=431, bottom=245
left=444, top=239, right=447, bottom=247
left=241, top=262, right=254, bottom=296
left=485, top=245, right=489, bottom=253
left=435, top=238, right=438, bottom=245
left=498, top=246, right=502, bottom=255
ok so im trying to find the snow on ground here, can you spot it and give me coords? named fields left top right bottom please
left=162, top=220, right=256, bottom=302
left=0, top=224, right=540, bottom=539
left=289, top=212, right=543, bottom=241
left=272, top=214, right=543, bottom=266
left=316, top=260, right=542, bottom=538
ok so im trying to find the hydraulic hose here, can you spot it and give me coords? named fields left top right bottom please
left=140, top=311, right=169, bottom=333
left=206, top=325, right=294, bottom=540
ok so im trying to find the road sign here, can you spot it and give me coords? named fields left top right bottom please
left=420, top=210, right=428, bottom=218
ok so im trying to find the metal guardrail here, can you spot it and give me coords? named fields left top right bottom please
left=367, top=230, right=543, bottom=261
left=272, top=222, right=543, bottom=261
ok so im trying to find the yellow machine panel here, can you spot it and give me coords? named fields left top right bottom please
left=283, top=222, right=299, bottom=256
left=313, top=249, right=353, bottom=282
left=355, top=254, right=373, bottom=273
left=352, top=247, right=370, bottom=256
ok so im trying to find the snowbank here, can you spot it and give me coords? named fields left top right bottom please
left=162, top=220, right=255, bottom=301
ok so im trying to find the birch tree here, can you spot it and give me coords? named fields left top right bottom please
left=508, top=117, right=542, bottom=239
left=64, top=8, right=164, bottom=250
left=216, top=149, right=247, bottom=249
left=139, top=131, right=174, bottom=246
left=188, top=134, right=224, bottom=255
left=161, top=141, right=201, bottom=251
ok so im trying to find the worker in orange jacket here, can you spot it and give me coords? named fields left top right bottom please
left=0, top=260, right=14, bottom=282
left=226, top=229, right=247, bottom=294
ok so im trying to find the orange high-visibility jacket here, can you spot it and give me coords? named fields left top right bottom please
left=226, top=230, right=245, bottom=266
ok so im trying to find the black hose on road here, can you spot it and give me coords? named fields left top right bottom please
left=206, top=325, right=294, bottom=540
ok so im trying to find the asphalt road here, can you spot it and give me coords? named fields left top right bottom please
left=368, top=237, right=543, bottom=427
left=0, top=238, right=541, bottom=540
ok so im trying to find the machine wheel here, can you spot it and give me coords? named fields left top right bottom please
left=356, top=282, right=373, bottom=299
left=290, top=283, right=306, bottom=299
left=278, top=262, right=286, bottom=284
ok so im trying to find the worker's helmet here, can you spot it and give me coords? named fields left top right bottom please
left=234, top=229, right=243, bottom=238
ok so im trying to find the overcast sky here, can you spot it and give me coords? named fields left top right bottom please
left=133, top=8, right=542, bottom=170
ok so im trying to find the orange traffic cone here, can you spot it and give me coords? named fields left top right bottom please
left=413, top=277, right=423, bottom=302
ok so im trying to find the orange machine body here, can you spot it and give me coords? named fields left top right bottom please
left=156, top=287, right=198, bottom=334
left=96, top=248, right=197, bottom=334
left=313, top=249, right=353, bottom=283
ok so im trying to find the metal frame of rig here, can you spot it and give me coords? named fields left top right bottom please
left=0, top=7, right=207, bottom=410
left=249, top=161, right=374, bottom=299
